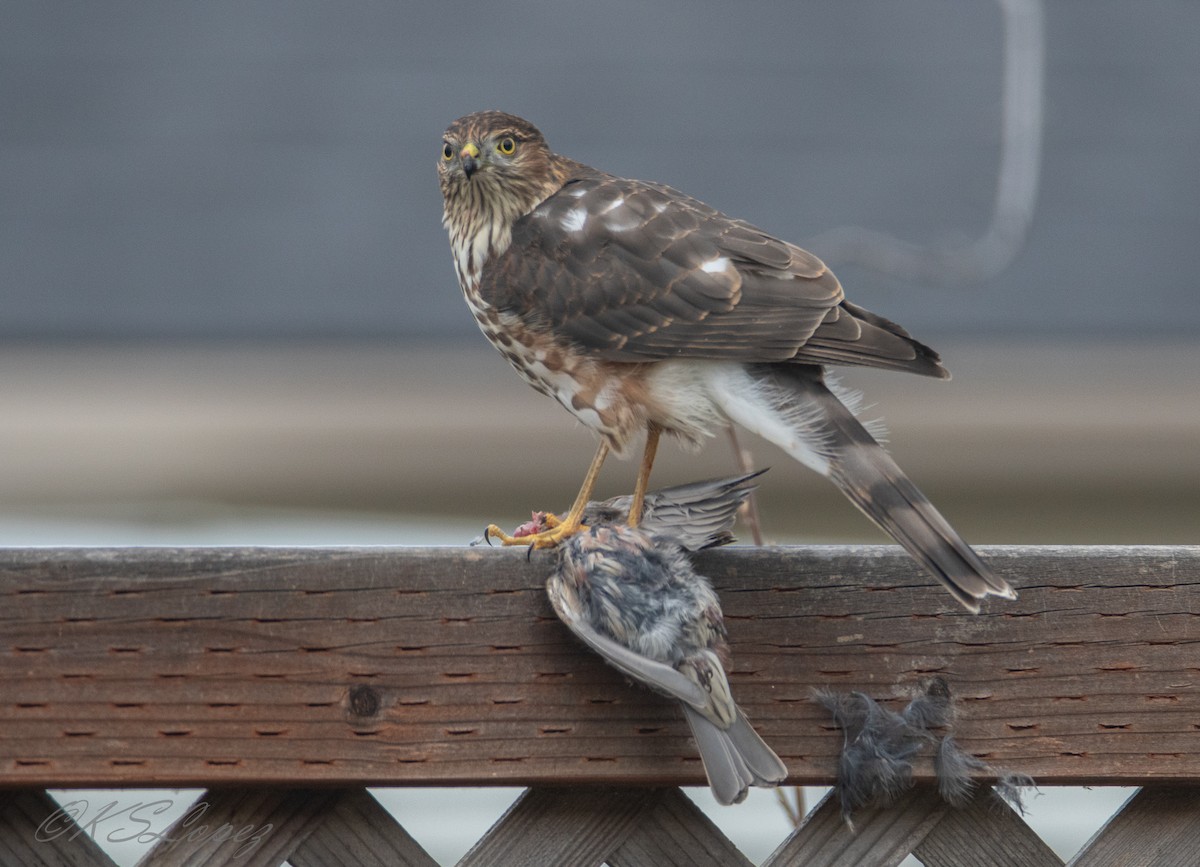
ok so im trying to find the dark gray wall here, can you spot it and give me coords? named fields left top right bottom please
left=2, top=1, right=1197, bottom=340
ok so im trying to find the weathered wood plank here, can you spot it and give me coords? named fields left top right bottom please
left=607, top=788, right=754, bottom=867
left=913, top=787, right=1063, bottom=867
left=1068, top=786, right=1200, bottom=867
left=2, top=545, right=1198, bottom=788
left=0, top=789, right=118, bottom=866
left=457, top=786, right=652, bottom=867
left=138, top=787, right=340, bottom=866
left=764, top=787, right=946, bottom=867
left=285, top=788, right=437, bottom=867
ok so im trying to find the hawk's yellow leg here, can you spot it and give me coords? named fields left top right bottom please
left=486, top=439, right=611, bottom=548
left=626, top=424, right=661, bottom=527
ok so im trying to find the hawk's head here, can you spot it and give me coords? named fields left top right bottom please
left=438, top=111, right=564, bottom=225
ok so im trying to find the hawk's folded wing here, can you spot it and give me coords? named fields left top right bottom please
left=479, top=170, right=947, bottom=377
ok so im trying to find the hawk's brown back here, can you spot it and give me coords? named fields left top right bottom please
left=478, top=166, right=948, bottom=377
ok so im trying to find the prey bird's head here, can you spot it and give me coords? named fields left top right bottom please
left=438, top=111, right=565, bottom=227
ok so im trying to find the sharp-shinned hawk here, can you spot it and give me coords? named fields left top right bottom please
left=437, top=110, right=1015, bottom=613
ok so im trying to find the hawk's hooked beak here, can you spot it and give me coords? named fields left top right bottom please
left=461, top=142, right=480, bottom=179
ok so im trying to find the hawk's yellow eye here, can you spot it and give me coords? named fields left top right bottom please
left=442, top=142, right=454, bottom=161
left=497, top=136, right=516, bottom=155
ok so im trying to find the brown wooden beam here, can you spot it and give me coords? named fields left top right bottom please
left=1, top=545, right=1197, bottom=788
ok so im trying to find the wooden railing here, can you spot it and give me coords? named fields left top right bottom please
left=2, top=545, right=1199, bottom=865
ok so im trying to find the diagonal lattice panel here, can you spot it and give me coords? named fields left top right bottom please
left=6, top=784, right=1200, bottom=865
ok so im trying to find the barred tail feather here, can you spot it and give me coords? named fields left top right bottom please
left=708, top=363, right=1015, bottom=612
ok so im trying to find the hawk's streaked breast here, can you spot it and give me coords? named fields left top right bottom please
left=446, top=181, right=649, bottom=449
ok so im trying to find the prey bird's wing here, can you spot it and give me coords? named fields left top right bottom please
left=583, top=470, right=766, bottom=551
left=480, top=170, right=946, bottom=378
left=546, top=576, right=709, bottom=711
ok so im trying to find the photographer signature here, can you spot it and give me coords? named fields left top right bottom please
left=37, top=797, right=271, bottom=859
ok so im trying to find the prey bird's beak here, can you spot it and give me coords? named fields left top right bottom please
left=461, top=142, right=480, bottom=179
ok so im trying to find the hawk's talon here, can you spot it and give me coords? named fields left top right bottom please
left=483, top=523, right=522, bottom=545
left=523, top=519, right=590, bottom=550
left=483, top=518, right=590, bottom=551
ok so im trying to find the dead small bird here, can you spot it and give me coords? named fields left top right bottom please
left=476, top=470, right=765, bottom=551
left=548, top=523, right=787, bottom=805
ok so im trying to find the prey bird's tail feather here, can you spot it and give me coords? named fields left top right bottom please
left=683, top=706, right=788, bottom=805
left=710, top=363, right=1015, bottom=612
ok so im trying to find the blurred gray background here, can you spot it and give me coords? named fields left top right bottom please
left=3, top=1, right=1198, bottom=339
left=1, top=0, right=1197, bottom=547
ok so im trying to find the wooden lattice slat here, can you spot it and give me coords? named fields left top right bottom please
left=138, top=788, right=342, bottom=866
left=605, top=788, right=754, bottom=867
left=0, top=789, right=118, bottom=867
left=282, top=788, right=437, bottom=867
left=912, top=788, right=1062, bottom=867
left=1067, top=786, right=1200, bottom=867
left=457, top=787, right=654, bottom=866
left=764, top=786, right=947, bottom=867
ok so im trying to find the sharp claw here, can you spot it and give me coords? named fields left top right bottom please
left=472, top=517, right=587, bottom=552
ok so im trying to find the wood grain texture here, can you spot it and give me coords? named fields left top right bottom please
left=457, top=786, right=653, bottom=867
left=0, top=789, right=119, bottom=867
left=607, top=787, right=754, bottom=867
left=765, top=787, right=947, bottom=867
left=913, top=788, right=1062, bottom=867
left=1067, top=786, right=1200, bottom=867
left=283, top=788, right=437, bottom=867
left=137, top=787, right=339, bottom=867
left=1, top=545, right=1198, bottom=788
